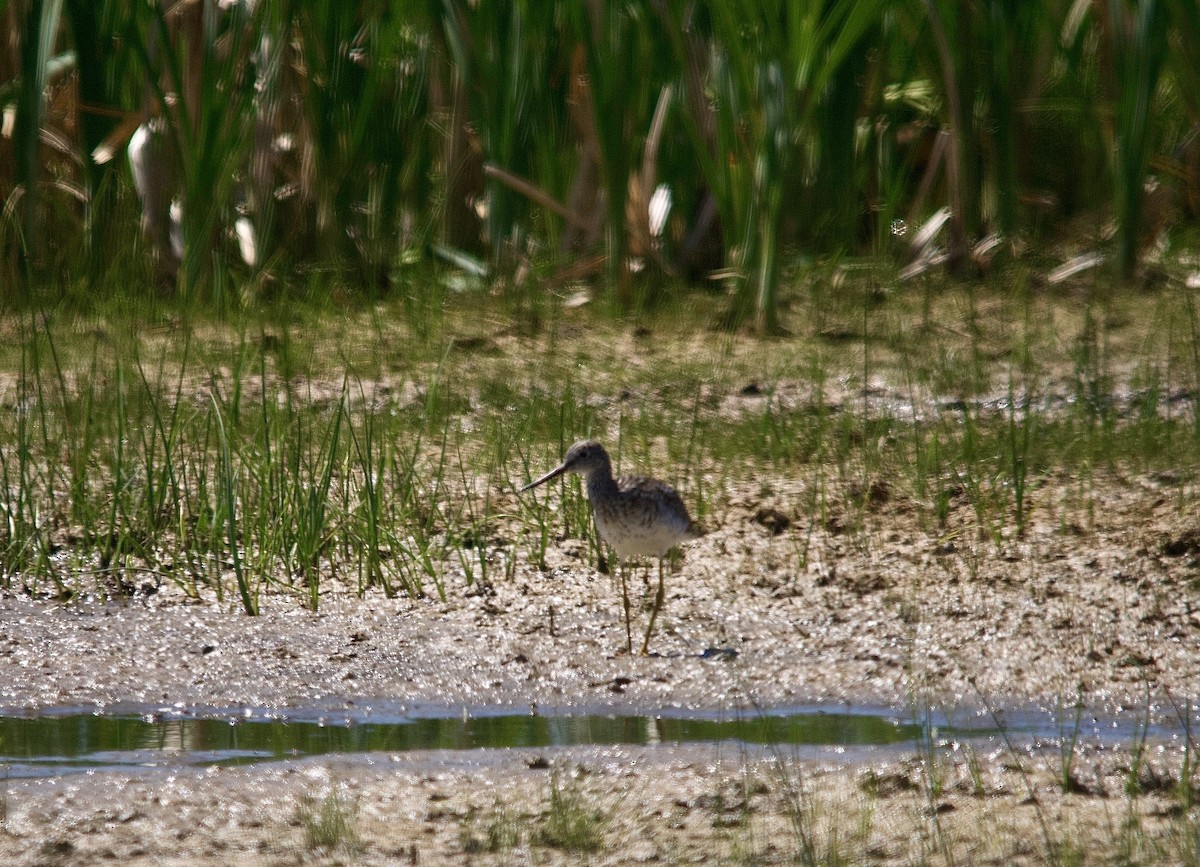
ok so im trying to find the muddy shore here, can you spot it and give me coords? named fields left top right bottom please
left=3, top=473, right=1198, bottom=716
left=1, top=472, right=1198, bottom=864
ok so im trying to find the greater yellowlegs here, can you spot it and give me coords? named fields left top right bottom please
left=521, top=439, right=700, bottom=654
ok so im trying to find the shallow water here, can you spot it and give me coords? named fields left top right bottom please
left=1, top=701, right=1193, bottom=780
left=0, top=704, right=941, bottom=778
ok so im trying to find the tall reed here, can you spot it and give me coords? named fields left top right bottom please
left=3, top=1, right=1196, bottom=314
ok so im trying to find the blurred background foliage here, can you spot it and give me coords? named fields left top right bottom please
left=0, top=0, right=1198, bottom=325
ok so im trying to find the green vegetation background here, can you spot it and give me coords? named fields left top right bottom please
left=1, top=1, right=1199, bottom=610
left=1, top=0, right=1198, bottom=317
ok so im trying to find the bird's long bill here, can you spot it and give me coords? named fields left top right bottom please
left=519, top=462, right=569, bottom=492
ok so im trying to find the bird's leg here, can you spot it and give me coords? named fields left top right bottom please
left=640, top=558, right=666, bottom=655
left=619, top=559, right=633, bottom=654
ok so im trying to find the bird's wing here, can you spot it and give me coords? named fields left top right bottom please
left=615, top=476, right=693, bottom=523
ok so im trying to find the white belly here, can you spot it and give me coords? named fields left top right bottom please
left=593, top=508, right=689, bottom=559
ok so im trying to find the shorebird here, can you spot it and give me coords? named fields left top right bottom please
left=521, top=439, right=701, bottom=654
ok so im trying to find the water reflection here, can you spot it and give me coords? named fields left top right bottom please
left=0, top=708, right=921, bottom=777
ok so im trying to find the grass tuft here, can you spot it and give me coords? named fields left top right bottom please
left=297, top=784, right=361, bottom=855
left=461, top=800, right=523, bottom=854
left=536, top=767, right=606, bottom=853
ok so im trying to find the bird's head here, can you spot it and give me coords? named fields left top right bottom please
left=520, top=439, right=611, bottom=491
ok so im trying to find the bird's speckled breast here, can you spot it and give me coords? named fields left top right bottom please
left=588, top=475, right=693, bottom=559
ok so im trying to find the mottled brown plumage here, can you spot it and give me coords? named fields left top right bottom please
left=521, top=440, right=700, bottom=654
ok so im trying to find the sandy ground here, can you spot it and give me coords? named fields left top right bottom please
left=1, top=472, right=1198, bottom=715
left=1, top=741, right=1197, bottom=866
left=1, top=469, right=1199, bottom=863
